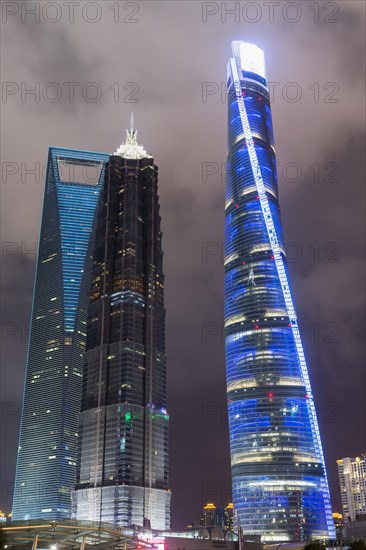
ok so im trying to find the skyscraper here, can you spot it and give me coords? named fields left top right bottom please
left=337, top=455, right=366, bottom=521
left=332, top=512, right=344, bottom=539
left=200, top=503, right=234, bottom=530
left=224, top=42, right=335, bottom=541
left=201, top=503, right=217, bottom=527
left=13, top=148, right=109, bottom=520
left=73, top=122, right=170, bottom=530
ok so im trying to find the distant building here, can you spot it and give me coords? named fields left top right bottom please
left=215, top=503, right=234, bottom=530
left=201, top=504, right=217, bottom=527
left=225, top=503, right=234, bottom=530
left=337, top=455, right=366, bottom=521
left=197, top=503, right=234, bottom=530
left=332, top=512, right=344, bottom=540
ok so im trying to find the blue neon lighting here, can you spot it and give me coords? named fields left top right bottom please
left=225, top=41, right=335, bottom=542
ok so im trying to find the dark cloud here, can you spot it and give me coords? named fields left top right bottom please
left=1, top=0, right=365, bottom=529
left=4, top=3, right=104, bottom=113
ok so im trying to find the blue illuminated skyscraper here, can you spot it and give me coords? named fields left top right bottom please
left=225, top=42, right=335, bottom=542
left=13, top=148, right=109, bottom=520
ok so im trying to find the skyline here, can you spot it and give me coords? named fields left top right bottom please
left=1, top=0, right=365, bottom=531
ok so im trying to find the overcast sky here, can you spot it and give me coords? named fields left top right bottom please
left=1, top=0, right=365, bottom=528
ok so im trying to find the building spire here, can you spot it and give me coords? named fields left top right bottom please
left=130, top=111, right=134, bottom=135
left=114, top=113, right=152, bottom=159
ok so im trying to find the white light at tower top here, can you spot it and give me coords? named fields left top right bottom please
left=236, top=41, right=266, bottom=80
left=114, top=113, right=152, bottom=159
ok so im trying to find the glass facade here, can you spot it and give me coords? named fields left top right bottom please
left=73, top=133, right=170, bottom=530
left=225, top=42, right=335, bottom=542
left=13, top=148, right=109, bottom=520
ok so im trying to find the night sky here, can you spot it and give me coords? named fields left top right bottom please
left=1, top=0, right=365, bottom=530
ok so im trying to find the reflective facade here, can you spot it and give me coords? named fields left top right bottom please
left=225, top=42, right=335, bottom=542
left=73, top=128, right=170, bottom=530
left=13, top=148, right=109, bottom=520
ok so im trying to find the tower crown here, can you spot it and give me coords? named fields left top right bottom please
left=114, top=113, right=152, bottom=159
left=231, top=41, right=266, bottom=80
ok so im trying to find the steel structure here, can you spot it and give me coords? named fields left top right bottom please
left=2, top=520, right=158, bottom=549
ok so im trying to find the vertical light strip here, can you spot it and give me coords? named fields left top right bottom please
left=229, top=56, right=334, bottom=532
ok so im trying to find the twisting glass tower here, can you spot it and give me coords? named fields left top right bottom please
left=13, top=148, right=109, bottom=520
left=225, top=42, right=335, bottom=542
left=73, top=120, right=170, bottom=530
